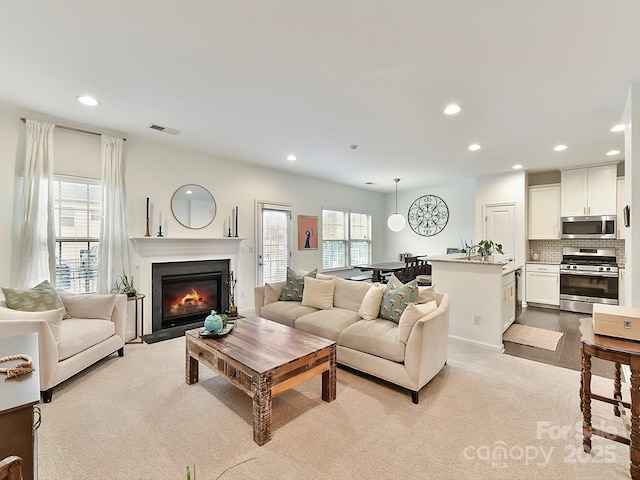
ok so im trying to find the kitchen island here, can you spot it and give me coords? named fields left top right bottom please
left=430, top=254, right=520, bottom=351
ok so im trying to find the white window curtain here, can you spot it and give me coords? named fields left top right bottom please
left=18, top=119, right=56, bottom=288
left=96, top=135, right=129, bottom=294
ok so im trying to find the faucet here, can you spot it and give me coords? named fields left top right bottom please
left=467, top=244, right=479, bottom=259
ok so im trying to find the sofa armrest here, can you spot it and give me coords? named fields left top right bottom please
left=0, top=319, right=59, bottom=390
left=112, top=294, right=127, bottom=341
left=254, top=286, right=266, bottom=316
left=404, top=293, right=450, bottom=384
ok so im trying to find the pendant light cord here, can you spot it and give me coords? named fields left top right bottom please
left=393, top=178, right=400, bottom=213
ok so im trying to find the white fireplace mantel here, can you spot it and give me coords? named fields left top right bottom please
left=130, top=237, right=245, bottom=258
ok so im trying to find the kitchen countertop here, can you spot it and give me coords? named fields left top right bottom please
left=428, top=254, right=522, bottom=275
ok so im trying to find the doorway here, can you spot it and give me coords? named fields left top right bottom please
left=256, top=202, right=291, bottom=285
left=483, top=203, right=515, bottom=260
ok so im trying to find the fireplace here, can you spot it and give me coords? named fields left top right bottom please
left=151, top=259, right=230, bottom=333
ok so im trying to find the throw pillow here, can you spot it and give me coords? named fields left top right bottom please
left=358, top=285, right=385, bottom=320
left=301, top=276, right=335, bottom=310
left=279, top=268, right=317, bottom=302
left=0, top=306, right=65, bottom=344
left=379, top=274, right=419, bottom=323
left=57, top=291, right=117, bottom=320
left=418, top=285, right=437, bottom=304
left=2, top=280, right=70, bottom=319
left=264, top=281, right=285, bottom=305
left=397, top=301, right=438, bottom=344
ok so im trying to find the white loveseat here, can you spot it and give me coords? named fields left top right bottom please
left=255, top=275, right=450, bottom=403
left=0, top=292, right=127, bottom=402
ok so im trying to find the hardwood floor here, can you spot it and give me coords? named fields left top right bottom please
left=503, top=304, right=615, bottom=379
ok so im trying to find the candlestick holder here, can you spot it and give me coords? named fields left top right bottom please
left=145, top=218, right=151, bottom=237
left=227, top=228, right=232, bottom=238
left=157, top=226, right=164, bottom=237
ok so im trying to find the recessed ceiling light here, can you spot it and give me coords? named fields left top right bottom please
left=606, top=150, right=621, bottom=156
left=186, top=190, right=193, bottom=194
left=350, top=145, right=359, bottom=150
left=512, top=164, right=523, bottom=170
left=444, top=104, right=461, bottom=115
left=611, top=124, right=625, bottom=132
left=77, top=95, right=99, bottom=106
left=468, top=144, right=481, bottom=151
left=553, top=144, right=568, bottom=152
left=286, top=154, right=296, bottom=161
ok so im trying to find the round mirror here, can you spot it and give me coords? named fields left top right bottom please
left=171, top=184, right=216, bottom=229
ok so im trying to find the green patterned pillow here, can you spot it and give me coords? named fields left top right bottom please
left=2, top=280, right=70, bottom=319
left=279, top=268, right=317, bottom=302
left=379, top=274, right=419, bottom=323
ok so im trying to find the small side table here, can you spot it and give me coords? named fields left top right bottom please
left=580, top=318, right=640, bottom=479
left=126, top=294, right=146, bottom=344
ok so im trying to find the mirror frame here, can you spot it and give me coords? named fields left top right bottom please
left=170, top=184, right=216, bottom=230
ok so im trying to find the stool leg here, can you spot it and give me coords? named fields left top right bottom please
left=630, top=358, right=640, bottom=480
left=582, top=348, right=592, bottom=454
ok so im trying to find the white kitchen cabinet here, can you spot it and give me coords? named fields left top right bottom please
left=619, top=267, right=626, bottom=306
left=617, top=178, right=626, bottom=239
left=561, top=164, right=617, bottom=216
left=502, top=272, right=516, bottom=332
left=528, top=184, right=560, bottom=239
left=525, top=263, right=559, bottom=306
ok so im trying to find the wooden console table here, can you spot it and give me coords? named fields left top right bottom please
left=580, top=318, right=640, bottom=479
left=126, top=293, right=145, bottom=344
left=0, top=333, right=40, bottom=480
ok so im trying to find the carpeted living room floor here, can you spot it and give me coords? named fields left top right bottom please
left=39, top=336, right=632, bottom=480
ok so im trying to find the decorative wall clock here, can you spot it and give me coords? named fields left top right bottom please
left=408, top=195, right=449, bottom=237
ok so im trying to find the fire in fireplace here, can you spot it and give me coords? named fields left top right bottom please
left=152, top=259, right=230, bottom=333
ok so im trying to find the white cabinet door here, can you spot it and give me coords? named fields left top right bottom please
left=588, top=165, right=617, bottom=215
left=560, top=164, right=617, bottom=216
left=502, top=280, right=516, bottom=331
left=528, top=184, right=560, bottom=239
left=619, top=267, right=626, bottom=306
left=525, top=264, right=559, bottom=306
left=561, top=168, right=588, bottom=216
left=617, top=178, right=626, bottom=239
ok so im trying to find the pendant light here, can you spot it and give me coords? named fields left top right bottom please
left=387, top=178, right=406, bottom=232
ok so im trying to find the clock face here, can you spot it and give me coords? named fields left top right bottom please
left=408, top=195, right=449, bottom=237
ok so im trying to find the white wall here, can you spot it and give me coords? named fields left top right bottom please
left=475, top=171, right=526, bottom=268
left=383, top=179, right=476, bottom=260
left=0, top=104, right=385, bottom=312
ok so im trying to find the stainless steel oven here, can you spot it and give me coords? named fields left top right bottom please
left=559, top=247, right=618, bottom=314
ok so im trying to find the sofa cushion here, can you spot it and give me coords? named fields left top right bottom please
left=260, top=301, right=318, bottom=328
left=418, top=285, right=437, bottom=304
left=294, top=308, right=360, bottom=342
left=0, top=306, right=65, bottom=344
left=397, top=301, right=438, bottom=344
left=264, top=281, right=285, bottom=305
left=338, top=319, right=406, bottom=363
left=2, top=280, right=70, bottom=319
left=332, top=277, right=372, bottom=312
left=57, top=291, right=117, bottom=320
left=279, top=268, right=317, bottom=301
left=358, top=285, right=384, bottom=320
left=301, top=277, right=335, bottom=310
left=58, top=318, right=116, bottom=361
left=379, top=275, right=419, bottom=323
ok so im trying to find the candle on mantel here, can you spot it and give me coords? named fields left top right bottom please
left=159, top=211, right=162, bottom=228
left=146, top=197, right=149, bottom=220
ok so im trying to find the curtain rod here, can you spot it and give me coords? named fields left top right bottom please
left=20, top=117, right=126, bottom=141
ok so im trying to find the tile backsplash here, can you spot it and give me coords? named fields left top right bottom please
left=528, top=239, right=626, bottom=266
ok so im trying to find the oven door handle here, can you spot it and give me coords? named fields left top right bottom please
left=560, top=270, right=618, bottom=278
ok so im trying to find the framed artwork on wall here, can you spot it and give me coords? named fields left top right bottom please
left=298, top=215, right=318, bottom=250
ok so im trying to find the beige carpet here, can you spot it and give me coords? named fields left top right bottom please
left=38, top=337, right=632, bottom=480
left=503, top=324, right=564, bottom=351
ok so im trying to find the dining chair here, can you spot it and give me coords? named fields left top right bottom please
left=396, top=256, right=420, bottom=283
left=416, top=257, right=432, bottom=286
left=0, top=456, right=23, bottom=480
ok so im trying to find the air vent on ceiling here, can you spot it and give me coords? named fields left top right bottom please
left=148, top=124, right=181, bottom=135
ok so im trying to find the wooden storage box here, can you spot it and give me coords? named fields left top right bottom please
left=593, top=304, right=640, bottom=342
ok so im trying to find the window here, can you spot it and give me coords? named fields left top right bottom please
left=53, top=176, right=101, bottom=293
left=322, top=209, right=371, bottom=270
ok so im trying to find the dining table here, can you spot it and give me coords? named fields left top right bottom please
left=357, top=261, right=407, bottom=283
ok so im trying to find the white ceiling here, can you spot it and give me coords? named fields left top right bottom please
left=1, top=1, right=639, bottom=192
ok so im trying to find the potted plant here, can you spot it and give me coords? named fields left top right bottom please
left=111, top=272, right=138, bottom=297
left=476, top=240, right=504, bottom=262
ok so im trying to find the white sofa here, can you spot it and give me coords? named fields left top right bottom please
left=255, top=276, right=450, bottom=403
left=0, top=293, right=127, bottom=402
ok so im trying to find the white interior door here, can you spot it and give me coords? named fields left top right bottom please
left=256, top=202, right=291, bottom=285
left=483, top=203, right=515, bottom=260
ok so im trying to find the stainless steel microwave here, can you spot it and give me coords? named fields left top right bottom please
left=560, top=215, right=616, bottom=239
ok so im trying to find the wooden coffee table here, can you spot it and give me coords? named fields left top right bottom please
left=185, top=316, right=337, bottom=445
